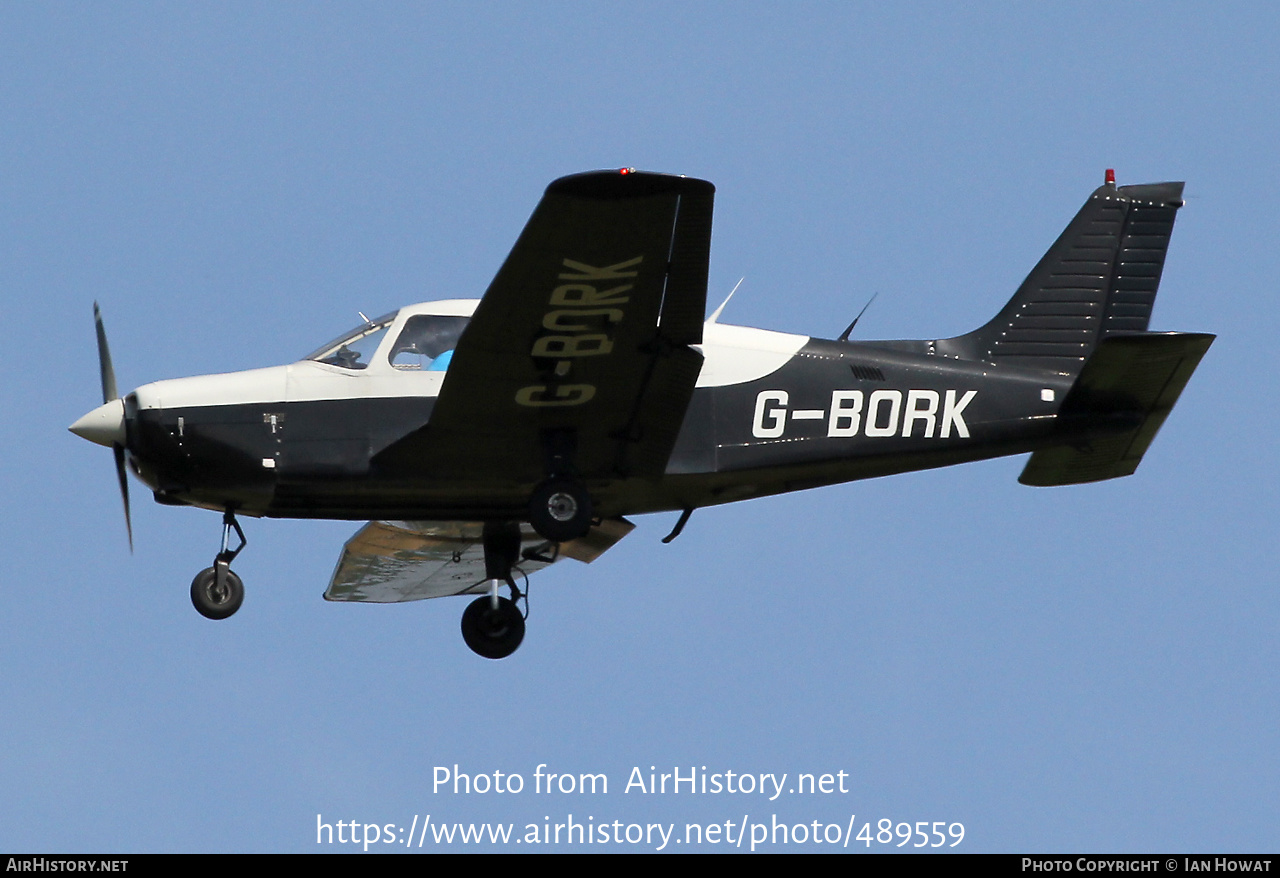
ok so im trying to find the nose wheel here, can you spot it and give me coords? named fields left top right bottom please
left=190, top=510, right=247, bottom=620
left=191, top=564, right=244, bottom=619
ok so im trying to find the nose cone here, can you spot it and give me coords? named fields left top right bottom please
left=69, top=398, right=126, bottom=447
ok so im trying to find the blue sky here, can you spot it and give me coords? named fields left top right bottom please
left=3, top=3, right=1277, bottom=852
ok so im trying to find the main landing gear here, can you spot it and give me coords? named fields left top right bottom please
left=461, top=593, right=525, bottom=660
left=460, top=522, right=530, bottom=659
left=527, top=477, right=592, bottom=543
left=460, top=477, right=591, bottom=658
left=190, top=510, right=246, bottom=620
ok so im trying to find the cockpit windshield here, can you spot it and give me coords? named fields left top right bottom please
left=387, top=314, right=470, bottom=371
left=305, top=311, right=398, bottom=370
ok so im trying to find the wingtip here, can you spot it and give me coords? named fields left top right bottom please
left=547, top=169, right=715, bottom=199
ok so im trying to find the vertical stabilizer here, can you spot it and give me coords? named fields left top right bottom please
left=939, top=177, right=1186, bottom=374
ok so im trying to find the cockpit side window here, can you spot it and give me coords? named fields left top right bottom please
left=305, top=312, right=397, bottom=371
left=388, top=315, right=470, bottom=371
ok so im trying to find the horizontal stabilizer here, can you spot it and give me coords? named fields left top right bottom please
left=1019, top=332, right=1214, bottom=486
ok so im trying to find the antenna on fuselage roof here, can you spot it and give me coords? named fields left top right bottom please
left=706, top=277, right=744, bottom=325
left=837, top=292, right=879, bottom=342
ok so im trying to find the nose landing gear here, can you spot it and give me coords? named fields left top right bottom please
left=190, top=510, right=247, bottom=620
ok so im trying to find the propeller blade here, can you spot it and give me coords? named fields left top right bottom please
left=94, top=301, right=118, bottom=403
left=91, top=303, right=131, bottom=550
left=113, top=443, right=133, bottom=552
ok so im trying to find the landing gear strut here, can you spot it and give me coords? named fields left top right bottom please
left=191, top=510, right=246, bottom=620
left=459, top=522, right=528, bottom=659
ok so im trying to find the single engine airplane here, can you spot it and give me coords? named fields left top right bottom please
left=70, top=169, right=1213, bottom=658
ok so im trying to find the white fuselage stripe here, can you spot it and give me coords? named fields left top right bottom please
left=132, top=300, right=811, bottom=412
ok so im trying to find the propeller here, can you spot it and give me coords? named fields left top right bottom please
left=113, top=436, right=133, bottom=552
left=71, top=303, right=133, bottom=550
left=94, top=302, right=118, bottom=404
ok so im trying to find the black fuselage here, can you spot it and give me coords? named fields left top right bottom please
left=126, top=329, right=1082, bottom=523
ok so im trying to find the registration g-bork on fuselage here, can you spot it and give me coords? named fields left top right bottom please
left=70, top=169, right=1213, bottom=659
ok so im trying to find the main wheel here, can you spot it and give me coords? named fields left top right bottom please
left=190, top=566, right=244, bottom=620
left=528, top=478, right=592, bottom=542
left=460, top=595, right=525, bottom=659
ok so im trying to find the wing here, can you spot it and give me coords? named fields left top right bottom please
left=375, top=170, right=714, bottom=483
left=324, top=518, right=635, bottom=603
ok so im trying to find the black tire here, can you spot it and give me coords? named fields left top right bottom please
left=528, top=478, right=592, bottom=542
left=460, top=595, right=525, bottom=659
left=190, top=566, right=244, bottom=620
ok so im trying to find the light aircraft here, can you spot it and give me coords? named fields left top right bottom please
left=70, top=169, right=1213, bottom=658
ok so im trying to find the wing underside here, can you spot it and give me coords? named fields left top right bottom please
left=324, top=518, right=635, bottom=603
